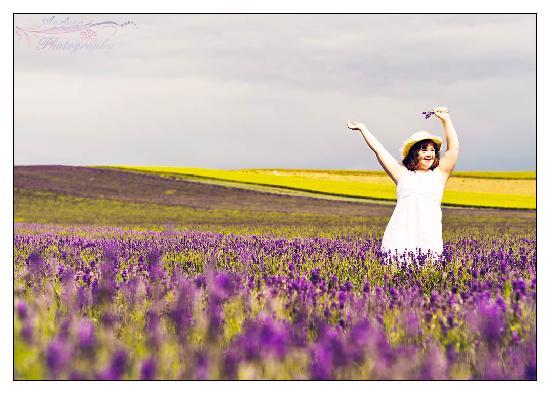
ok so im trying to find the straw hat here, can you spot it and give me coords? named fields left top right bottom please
left=399, top=131, right=443, bottom=160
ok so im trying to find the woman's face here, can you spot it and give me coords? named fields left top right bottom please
left=416, top=142, right=436, bottom=170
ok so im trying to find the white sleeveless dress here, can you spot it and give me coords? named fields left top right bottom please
left=381, top=166, right=445, bottom=263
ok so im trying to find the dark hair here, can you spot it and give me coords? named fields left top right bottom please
left=402, top=139, right=440, bottom=171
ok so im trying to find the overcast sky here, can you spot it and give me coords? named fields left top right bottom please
left=14, top=14, right=535, bottom=170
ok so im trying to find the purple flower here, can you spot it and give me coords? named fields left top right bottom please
left=430, top=291, right=439, bottom=307
left=100, top=349, right=128, bottom=380
left=341, top=280, right=353, bottom=292
left=310, top=327, right=347, bottom=379
left=513, top=279, right=527, bottom=298
left=213, top=271, right=237, bottom=298
left=496, top=295, right=507, bottom=312
left=524, top=357, right=537, bottom=380
left=291, top=307, right=308, bottom=347
left=419, top=342, right=447, bottom=379
left=347, top=319, right=371, bottom=363
left=16, top=301, right=28, bottom=321
left=58, top=317, right=73, bottom=339
left=99, top=312, right=116, bottom=330
left=471, top=298, right=506, bottom=350
left=207, top=303, right=223, bottom=340
left=447, top=313, right=455, bottom=328
left=94, top=266, right=117, bottom=305
left=403, top=311, right=421, bottom=337
left=147, top=249, right=164, bottom=281
left=500, top=258, right=508, bottom=273
left=59, top=265, right=74, bottom=284
left=310, top=344, right=333, bottom=379
left=21, top=321, right=34, bottom=344
left=232, top=315, right=290, bottom=361
left=222, top=348, right=240, bottom=379
left=77, top=319, right=96, bottom=351
left=82, top=269, right=92, bottom=286
left=310, top=268, right=321, bottom=285
left=481, top=359, right=504, bottom=379
left=328, top=274, right=337, bottom=290
left=259, top=318, right=290, bottom=358
left=338, top=291, right=347, bottom=309
left=140, top=357, right=157, bottom=380
left=349, top=319, right=371, bottom=346
left=363, top=280, right=371, bottom=294
left=145, top=309, right=160, bottom=333
left=244, top=274, right=253, bottom=290
left=12, top=223, right=538, bottom=379
left=512, top=331, right=521, bottom=344
left=46, top=337, right=71, bottom=378
left=194, top=350, right=209, bottom=380
left=27, top=250, right=45, bottom=280
left=121, top=269, right=128, bottom=283
left=57, top=263, right=66, bottom=278
left=102, top=246, right=118, bottom=278
left=375, top=286, right=383, bottom=298
left=194, top=274, right=207, bottom=289
left=69, top=370, right=86, bottom=379
left=169, top=279, right=195, bottom=340
left=122, top=277, right=145, bottom=307
left=77, top=286, right=92, bottom=310
left=445, top=343, right=457, bottom=364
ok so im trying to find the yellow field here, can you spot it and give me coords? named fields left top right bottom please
left=109, top=166, right=536, bottom=210
left=244, top=169, right=536, bottom=180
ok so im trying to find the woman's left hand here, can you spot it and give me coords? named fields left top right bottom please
left=433, top=106, right=451, bottom=122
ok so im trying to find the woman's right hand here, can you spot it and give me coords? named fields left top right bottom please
left=432, top=106, right=451, bottom=122
left=347, top=120, right=367, bottom=132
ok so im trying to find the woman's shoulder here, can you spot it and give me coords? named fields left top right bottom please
left=395, top=165, right=409, bottom=185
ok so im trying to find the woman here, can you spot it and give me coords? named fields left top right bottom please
left=347, top=106, right=459, bottom=264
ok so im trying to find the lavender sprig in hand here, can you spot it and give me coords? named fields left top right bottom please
left=423, top=107, right=450, bottom=120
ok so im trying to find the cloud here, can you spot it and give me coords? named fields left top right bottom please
left=14, top=14, right=535, bottom=170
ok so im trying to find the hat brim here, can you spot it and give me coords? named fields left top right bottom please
left=400, top=137, right=443, bottom=159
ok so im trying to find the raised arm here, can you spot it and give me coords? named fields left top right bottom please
left=347, top=120, right=406, bottom=185
left=432, top=107, right=460, bottom=178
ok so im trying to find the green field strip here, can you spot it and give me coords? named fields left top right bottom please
left=13, top=188, right=391, bottom=228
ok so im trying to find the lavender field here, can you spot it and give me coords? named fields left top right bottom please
left=14, top=166, right=537, bottom=380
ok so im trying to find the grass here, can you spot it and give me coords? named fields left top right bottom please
left=14, top=188, right=535, bottom=239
